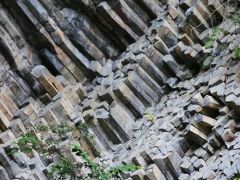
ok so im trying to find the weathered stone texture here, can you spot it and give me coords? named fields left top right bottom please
left=0, top=0, right=240, bottom=179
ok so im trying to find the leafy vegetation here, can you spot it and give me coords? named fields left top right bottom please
left=37, top=123, right=74, bottom=134
left=204, top=39, right=215, bottom=49
left=204, top=27, right=223, bottom=49
left=218, top=43, right=228, bottom=52
left=230, top=10, right=240, bottom=25
left=37, top=124, right=50, bottom=131
left=71, top=144, right=141, bottom=180
left=51, top=123, right=75, bottom=134
left=12, top=123, right=140, bottom=180
left=47, top=156, right=75, bottom=179
left=233, top=48, right=240, bottom=60
left=10, top=133, right=43, bottom=154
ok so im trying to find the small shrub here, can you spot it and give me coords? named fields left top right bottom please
left=230, top=10, right=240, bottom=25
left=47, top=156, right=75, bottom=179
left=12, top=123, right=140, bottom=180
left=37, top=124, right=50, bottom=131
left=204, top=27, right=223, bottom=49
left=12, top=133, right=42, bottom=154
left=108, top=164, right=142, bottom=177
left=218, top=43, right=228, bottom=51
left=233, top=48, right=240, bottom=60
left=51, top=123, right=74, bottom=134
left=204, top=39, right=215, bottom=49
left=71, top=144, right=141, bottom=180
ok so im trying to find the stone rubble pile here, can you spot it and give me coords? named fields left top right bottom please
left=0, top=0, right=240, bottom=179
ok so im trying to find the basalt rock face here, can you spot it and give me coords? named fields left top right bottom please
left=0, top=0, right=240, bottom=179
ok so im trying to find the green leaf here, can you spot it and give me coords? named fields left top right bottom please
left=233, top=48, right=240, bottom=60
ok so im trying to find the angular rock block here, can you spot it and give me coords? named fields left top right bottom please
left=113, top=80, right=145, bottom=118
left=185, top=125, right=208, bottom=146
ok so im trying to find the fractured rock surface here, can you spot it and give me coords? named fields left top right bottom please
left=0, top=0, right=240, bottom=179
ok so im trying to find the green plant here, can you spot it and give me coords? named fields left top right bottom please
left=51, top=123, right=74, bottom=134
left=10, top=125, right=75, bottom=179
left=230, top=10, right=240, bottom=25
left=71, top=144, right=141, bottom=180
left=47, top=156, right=75, bottom=179
left=12, top=123, right=140, bottom=180
left=204, top=39, right=215, bottom=49
left=71, top=144, right=109, bottom=180
left=37, top=124, right=50, bottom=131
left=204, top=27, right=223, bottom=49
left=218, top=43, right=228, bottom=51
left=37, top=123, right=75, bottom=134
left=233, top=48, right=240, bottom=60
left=108, top=164, right=141, bottom=177
left=11, top=133, right=42, bottom=154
